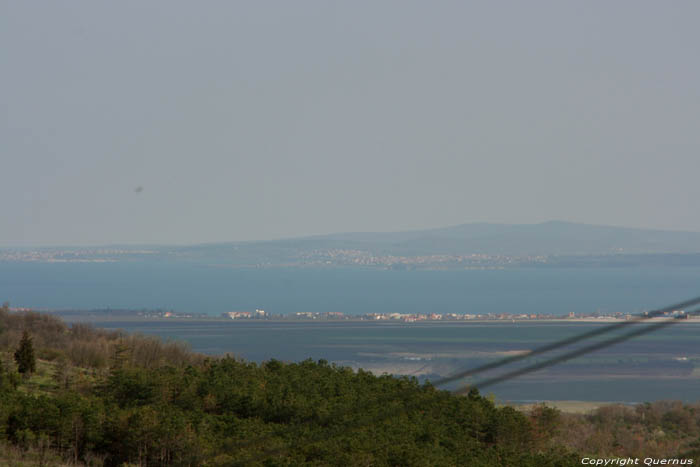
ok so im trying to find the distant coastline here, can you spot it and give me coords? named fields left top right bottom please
left=33, top=307, right=700, bottom=324
left=5, top=221, right=700, bottom=270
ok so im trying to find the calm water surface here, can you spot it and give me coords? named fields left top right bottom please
left=3, top=262, right=700, bottom=316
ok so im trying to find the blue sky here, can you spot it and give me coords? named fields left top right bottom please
left=2, top=1, right=699, bottom=245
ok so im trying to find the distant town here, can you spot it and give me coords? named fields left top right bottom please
left=7, top=221, right=700, bottom=271
left=12, top=306, right=696, bottom=323
left=5, top=244, right=700, bottom=270
left=0, top=248, right=158, bottom=263
left=221, top=308, right=694, bottom=322
left=0, top=246, right=547, bottom=269
left=293, top=249, right=549, bottom=269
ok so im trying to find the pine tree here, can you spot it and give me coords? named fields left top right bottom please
left=14, top=330, right=36, bottom=375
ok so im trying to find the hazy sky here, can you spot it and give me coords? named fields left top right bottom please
left=2, top=1, right=700, bottom=245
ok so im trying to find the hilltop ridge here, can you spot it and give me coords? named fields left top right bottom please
left=5, top=221, right=700, bottom=268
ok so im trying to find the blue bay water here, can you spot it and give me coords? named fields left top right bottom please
left=2, top=262, right=700, bottom=315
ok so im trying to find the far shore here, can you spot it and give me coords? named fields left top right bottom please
left=45, top=311, right=700, bottom=325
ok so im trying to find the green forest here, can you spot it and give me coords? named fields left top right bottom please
left=0, top=304, right=698, bottom=466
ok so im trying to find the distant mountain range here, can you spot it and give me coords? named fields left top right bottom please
left=6, top=221, right=700, bottom=268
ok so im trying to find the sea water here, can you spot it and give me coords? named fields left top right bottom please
left=2, top=261, right=700, bottom=316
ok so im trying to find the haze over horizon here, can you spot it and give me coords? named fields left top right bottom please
left=3, top=2, right=700, bottom=245
left=6, top=220, right=700, bottom=257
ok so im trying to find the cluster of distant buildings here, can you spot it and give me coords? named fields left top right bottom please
left=16, top=306, right=691, bottom=323
left=218, top=309, right=694, bottom=322
left=0, top=248, right=156, bottom=263
left=222, top=309, right=268, bottom=319
left=296, top=249, right=549, bottom=269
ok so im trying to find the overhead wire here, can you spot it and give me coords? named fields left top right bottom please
left=432, top=295, right=700, bottom=388
left=459, top=312, right=693, bottom=393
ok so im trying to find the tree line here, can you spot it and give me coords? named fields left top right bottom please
left=0, top=303, right=698, bottom=466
